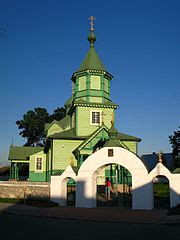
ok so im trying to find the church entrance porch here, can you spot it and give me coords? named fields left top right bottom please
left=10, top=162, right=29, bottom=181
left=96, top=164, right=132, bottom=208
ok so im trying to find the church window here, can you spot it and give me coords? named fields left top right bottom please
left=90, top=110, right=101, bottom=125
left=36, top=157, right=42, bottom=171
left=108, top=149, right=113, bottom=157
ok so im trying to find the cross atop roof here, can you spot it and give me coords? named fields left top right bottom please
left=88, top=16, right=96, bottom=30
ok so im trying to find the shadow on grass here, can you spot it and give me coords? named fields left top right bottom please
left=0, top=198, right=59, bottom=207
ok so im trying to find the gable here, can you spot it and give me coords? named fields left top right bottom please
left=73, top=125, right=109, bottom=156
left=46, top=122, right=63, bottom=137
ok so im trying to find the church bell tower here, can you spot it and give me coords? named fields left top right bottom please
left=67, top=17, right=119, bottom=136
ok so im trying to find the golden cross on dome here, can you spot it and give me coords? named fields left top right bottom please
left=88, top=16, right=96, bottom=30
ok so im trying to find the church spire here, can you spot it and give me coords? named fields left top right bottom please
left=87, top=16, right=96, bottom=47
left=77, top=17, right=106, bottom=72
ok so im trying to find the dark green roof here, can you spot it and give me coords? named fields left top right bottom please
left=8, top=146, right=43, bottom=160
left=103, top=139, right=124, bottom=148
left=172, top=168, right=180, bottom=174
left=103, top=124, right=125, bottom=148
left=64, top=96, right=73, bottom=108
left=59, top=115, right=71, bottom=129
left=117, top=132, right=141, bottom=142
left=48, top=128, right=86, bottom=140
left=77, top=30, right=109, bottom=73
left=78, top=45, right=106, bottom=72
left=45, top=115, right=71, bottom=132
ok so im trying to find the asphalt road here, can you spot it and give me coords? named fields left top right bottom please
left=0, top=212, right=180, bottom=240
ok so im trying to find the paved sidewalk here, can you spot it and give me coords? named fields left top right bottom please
left=1, top=203, right=180, bottom=224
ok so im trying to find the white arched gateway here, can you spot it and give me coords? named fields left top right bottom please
left=76, top=147, right=152, bottom=209
left=51, top=147, right=180, bottom=209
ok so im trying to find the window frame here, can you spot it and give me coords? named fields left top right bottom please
left=90, top=110, right=102, bottom=126
left=35, top=157, right=43, bottom=172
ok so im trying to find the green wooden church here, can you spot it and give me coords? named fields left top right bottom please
left=8, top=19, right=141, bottom=182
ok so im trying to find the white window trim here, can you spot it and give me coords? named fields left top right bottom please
left=90, top=110, right=102, bottom=126
left=35, top=156, right=43, bottom=173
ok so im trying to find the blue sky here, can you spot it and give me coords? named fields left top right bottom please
left=0, top=0, right=179, bottom=164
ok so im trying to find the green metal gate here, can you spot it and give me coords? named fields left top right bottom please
left=153, top=176, right=170, bottom=209
left=96, top=164, right=132, bottom=208
left=67, top=179, right=76, bottom=206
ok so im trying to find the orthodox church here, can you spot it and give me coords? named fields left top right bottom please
left=8, top=19, right=141, bottom=182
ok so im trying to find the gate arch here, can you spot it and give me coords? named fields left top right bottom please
left=51, top=166, right=77, bottom=206
left=76, top=147, right=153, bottom=209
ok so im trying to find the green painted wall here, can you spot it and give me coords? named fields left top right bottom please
left=74, top=73, right=110, bottom=103
left=29, top=172, right=46, bottom=182
left=29, top=151, right=46, bottom=171
left=90, top=75, right=101, bottom=90
left=122, top=141, right=137, bottom=154
left=52, top=139, right=82, bottom=170
left=76, top=106, right=114, bottom=136
left=29, top=151, right=47, bottom=182
left=47, top=123, right=63, bottom=137
left=78, top=76, right=86, bottom=90
left=90, top=97, right=102, bottom=103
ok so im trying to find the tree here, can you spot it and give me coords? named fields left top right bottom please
left=16, top=106, right=66, bottom=147
left=16, top=108, right=51, bottom=146
left=169, top=128, right=180, bottom=168
left=50, top=107, right=66, bottom=121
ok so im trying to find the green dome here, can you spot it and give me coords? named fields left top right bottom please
left=88, top=30, right=96, bottom=45
left=77, top=29, right=106, bottom=72
left=64, top=96, right=73, bottom=108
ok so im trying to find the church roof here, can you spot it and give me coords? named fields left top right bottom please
left=117, top=132, right=141, bottom=142
left=75, top=29, right=110, bottom=75
left=8, top=146, right=43, bottom=160
left=78, top=41, right=106, bottom=72
left=58, top=115, right=71, bottom=129
left=48, top=128, right=86, bottom=140
left=141, top=153, right=175, bottom=172
left=103, top=139, right=124, bottom=148
left=103, top=124, right=125, bottom=148
left=48, top=124, right=141, bottom=142
left=45, top=115, right=71, bottom=132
